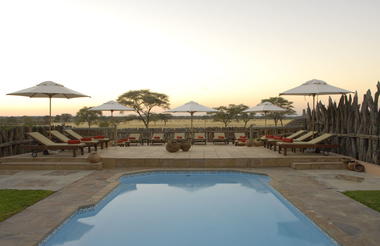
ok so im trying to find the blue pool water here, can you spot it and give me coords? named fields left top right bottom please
left=41, top=172, right=338, bottom=246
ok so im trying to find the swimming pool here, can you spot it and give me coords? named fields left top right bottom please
left=40, top=171, right=338, bottom=246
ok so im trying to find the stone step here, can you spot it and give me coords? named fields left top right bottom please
left=0, top=156, right=88, bottom=163
left=0, top=161, right=103, bottom=170
left=291, top=161, right=346, bottom=170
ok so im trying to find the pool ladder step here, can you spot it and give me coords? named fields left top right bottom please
left=291, top=161, right=346, bottom=170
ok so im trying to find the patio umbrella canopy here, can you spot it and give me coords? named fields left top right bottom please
left=166, top=101, right=217, bottom=129
left=244, top=102, right=287, bottom=113
left=89, top=101, right=134, bottom=141
left=7, top=81, right=89, bottom=136
left=89, top=101, right=134, bottom=116
left=244, top=102, right=286, bottom=128
left=279, top=79, right=353, bottom=131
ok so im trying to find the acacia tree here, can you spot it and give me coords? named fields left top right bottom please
left=261, top=97, right=295, bottom=126
left=158, top=113, right=172, bottom=126
left=239, top=112, right=256, bottom=128
left=75, top=107, right=101, bottom=128
left=117, top=90, right=170, bottom=128
left=212, top=104, right=249, bottom=127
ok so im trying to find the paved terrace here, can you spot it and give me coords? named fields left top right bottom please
left=0, top=145, right=346, bottom=169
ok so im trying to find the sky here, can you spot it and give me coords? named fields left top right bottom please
left=0, top=0, right=379, bottom=116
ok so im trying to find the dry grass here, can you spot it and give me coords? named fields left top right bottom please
left=66, top=119, right=291, bottom=128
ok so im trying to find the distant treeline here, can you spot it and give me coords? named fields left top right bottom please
left=0, top=114, right=300, bottom=128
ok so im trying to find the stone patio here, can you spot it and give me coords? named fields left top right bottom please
left=0, top=168, right=380, bottom=246
left=0, top=145, right=346, bottom=169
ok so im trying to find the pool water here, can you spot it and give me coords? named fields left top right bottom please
left=41, top=172, right=338, bottom=246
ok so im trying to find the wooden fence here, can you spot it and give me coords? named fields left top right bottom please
left=306, top=82, right=380, bottom=165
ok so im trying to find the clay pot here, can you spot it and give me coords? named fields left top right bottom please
left=180, top=141, right=192, bottom=152
left=166, top=141, right=181, bottom=153
left=252, top=139, right=264, bottom=147
left=87, top=152, right=101, bottom=163
left=245, top=139, right=254, bottom=147
left=347, top=161, right=356, bottom=171
left=347, top=161, right=365, bottom=172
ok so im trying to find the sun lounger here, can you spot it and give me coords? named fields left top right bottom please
left=116, top=138, right=130, bottom=147
left=173, top=132, right=186, bottom=142
left=50, top=130, right=98, bottom=152
left=26, top=132, right=85, bottom=157
left=277, top=133, right=338, bottom=155
left=192, top=132, right=207, bottom=145
left=127, top=133, right=142, bottom=145
left=65, top=129, right=110, bottom=149
left=293, top=131, right=316, bottom=142
left=150, top=133, right=165, bottom=145
left=234, top=132, right=248, bottom=146
left=265, top=130, right=309, bottom=149
left=212, top=132, right=228, bottom=144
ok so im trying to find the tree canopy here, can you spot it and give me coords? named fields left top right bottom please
left=117, top=89, right=170, bottom=128
left=75, top=107, right=101, bottom=128
left=211, top=104, right=249, bottom=127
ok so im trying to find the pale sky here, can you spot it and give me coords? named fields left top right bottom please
left=0, top=0, right=379, bottom=116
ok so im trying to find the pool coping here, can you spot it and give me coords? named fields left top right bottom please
left=1, top=168, right=380, bottom=246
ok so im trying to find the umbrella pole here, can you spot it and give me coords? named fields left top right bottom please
left=312, top=94, right=316, bottom=134
left=111, top=110, right=116, bottom=143
left=264, top=112, right=267, bottom=135
left=49, top=96, right=52, bottom=138
left=190, top=112, right=194, bottom=139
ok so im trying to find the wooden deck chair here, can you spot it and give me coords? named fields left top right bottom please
left=234, top=132, right=248, bottom=146
left=287, top=130, right=307, bottom=139
left=192, top=132, right=206, bottom=145
left=173, top=132, right=186, bottom=142
left=265, top=130, right=307, bottom=149
left=150, top=133, right=165, bottom=145
left=269, top=131, right=317, bottom=150
left=277, top=133, right=338, bottom=156
left=50, top=130, right=98, bottom=152
left=26, top=132, right=85, bottom=157
left=65, top=129, right=110, bottom=149
left=294, top=131, right=317, bottom=142
left=128, top=133, right=142, bottom=145
left=212, top=132, right=228, bottom=144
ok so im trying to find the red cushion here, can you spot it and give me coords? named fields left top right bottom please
left=129, top=137, right=136, bottom=140
left=218, top=136, right=225, bottom=139
left=117, top=139, right=124, bottom=143
left=176, top=136, right=183, bottom=139
left=239, top=136, right=247, bottom=139
left=197, top=136, right=204, bottom=139
left=81, top=137, right=92, bottom=141
left=153, top=136, right=161, bottom=139
left=239, top=139, right=247, bottom=142
left=266, top=135, right=274, bottom=139
left=273, top=136, right=282, bottom=140
left=67, top=140, right=80, bottom=144
left=94, top=136, right=105, bottom=139
left=282, top=138, right=293, bottom=143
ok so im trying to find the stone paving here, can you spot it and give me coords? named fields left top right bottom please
left=98, top=144, right=333, bottom=158
left=0, top=168, right=380, bottom=246
left=301, top=169, right=380, bottom=192
left=0, top=170, right=94, bottom=191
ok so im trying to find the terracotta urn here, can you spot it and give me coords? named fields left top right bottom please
left=87, top=152, right=101, bottom=163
